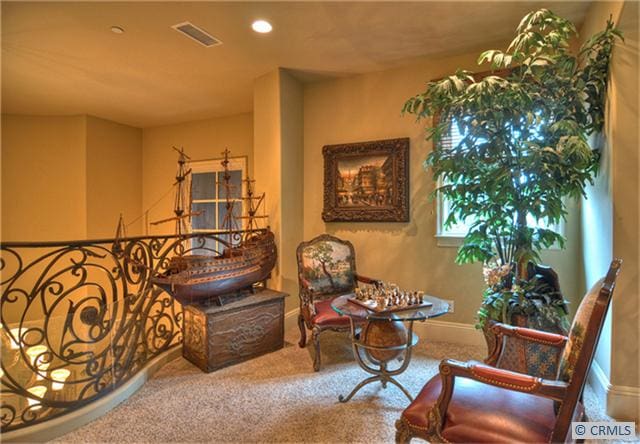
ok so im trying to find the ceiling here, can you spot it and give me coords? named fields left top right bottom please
left=1, top=1, right=592, bottom=128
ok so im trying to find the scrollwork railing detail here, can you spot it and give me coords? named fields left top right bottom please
left=0, top=231, right=246, bottom=432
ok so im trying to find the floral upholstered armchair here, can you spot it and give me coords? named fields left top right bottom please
left=296, top=234, right=380, bottom=371
left=395, top=260, right=622, bottom=443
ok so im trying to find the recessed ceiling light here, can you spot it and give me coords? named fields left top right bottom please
left=110, top=26, right=125, bottom=34
left=251, top=20, right=272, bottom=34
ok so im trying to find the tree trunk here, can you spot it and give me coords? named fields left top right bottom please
left=320, top=261, right=336, bottom=288
left=515, top=211, right=529, bottom=281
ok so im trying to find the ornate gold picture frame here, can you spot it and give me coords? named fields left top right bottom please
left=322, top=138, right=409, bottom=222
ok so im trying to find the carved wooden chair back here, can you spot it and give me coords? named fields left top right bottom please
left=552, top=259, right=622, bottom=442
left=296, top=234, right=358, bottom=305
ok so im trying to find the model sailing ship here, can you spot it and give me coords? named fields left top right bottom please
left=150, top=147, right=277, bottom=306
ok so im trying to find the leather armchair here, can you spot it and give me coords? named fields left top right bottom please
left=396, top=259, right=622, bottom=443
left=296, top=234, right=380, bottom=371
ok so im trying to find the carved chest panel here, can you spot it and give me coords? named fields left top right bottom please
left=183, top=289, right=287, bottom=372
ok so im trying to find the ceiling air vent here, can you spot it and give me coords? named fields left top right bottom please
left=172, top=22, right=222, bottom=47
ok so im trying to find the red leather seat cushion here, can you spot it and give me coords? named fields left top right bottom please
left=312, top=299, right=350, bottom=326
left=402, top=374, right=583, bottom=443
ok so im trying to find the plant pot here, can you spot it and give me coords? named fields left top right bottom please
left=482, top=262, right=569, bottom=377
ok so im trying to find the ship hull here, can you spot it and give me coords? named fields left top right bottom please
left=151, top=231, right=277, bottom=306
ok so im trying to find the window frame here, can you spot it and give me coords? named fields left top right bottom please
left=429, top=69, right=564, bottom=248
left=189, top=155, right=248, bottom=234
left=435, top=175, right=565, bottom=249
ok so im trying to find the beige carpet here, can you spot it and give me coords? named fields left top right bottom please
left=54, top=328, right=613, bottom=443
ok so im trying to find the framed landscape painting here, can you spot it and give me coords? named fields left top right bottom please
left=322, top=138, right=409, bottom=222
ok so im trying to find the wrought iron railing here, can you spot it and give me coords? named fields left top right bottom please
left=0, top=231, right=248, bottom=433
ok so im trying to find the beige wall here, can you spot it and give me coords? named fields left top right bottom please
left=1, top=115, right=87, bottom=241
left=86, top=116, right=142, bottom=238
left=607, top=0, right=639, bottom=419
left=1, top=114, right=141, bottom=325
left=141, top=113, right=253, bottom=235
left=279, top=70, right=305, bottom=308
left=303, top=51, right=584, bottom=325
left=609, top=0, right=639, bottom=399
left=2, top=112, right=252, bottom=240
left=253, top=70, right=304, bottom=311
left=580, top=0, right=624, bottom=385
left=580, top=0, right=639, bottom=421
left=1, top=114, right=143, bottom=242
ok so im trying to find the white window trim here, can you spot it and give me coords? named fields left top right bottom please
left=435, top=178, right=565, bottom=250
left=189, top=156, right=248, bottom=233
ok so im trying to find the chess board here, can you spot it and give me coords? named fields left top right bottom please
left=347, top=297, right=433, bottom=314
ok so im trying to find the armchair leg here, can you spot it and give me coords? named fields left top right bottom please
left=298, top=314, right=307, bottom=348
left=395, top=419, right=413, bottom=444
left=312, top=328, right=321, bottom=372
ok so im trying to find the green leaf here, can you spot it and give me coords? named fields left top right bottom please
left=403, top=7, right=621, bottom=273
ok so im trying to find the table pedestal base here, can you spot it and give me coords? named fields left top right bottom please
left=338, top=318, right=418, bottom=403
left=338, top=373, right=414, bottom=403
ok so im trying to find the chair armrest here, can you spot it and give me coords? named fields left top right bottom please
left=298, top=276, right=317, bottom=316
left=490, top=322, right=568, bottom=347
left=299, top=276, right=312, bottom=292
left=485, top=321, right=567, bottom=366
left=355, top=274, right=381, bottom=286
left=428, top=359, right=568, bottom=434
left=442, top=359, right=567, bottom=400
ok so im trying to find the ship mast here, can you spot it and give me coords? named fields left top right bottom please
left=238, top=178, right=267, bottom=233
left=218, top=149, right=268, bottom=237
left=219, top=149, right=241, bottom=234
left=112, top=213, right=127, bottom=256
left=150, top=146, right=202, bottom=236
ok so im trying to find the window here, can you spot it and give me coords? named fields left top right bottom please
left=190, top=156, right=247, bottom=249
left=436, top=119, right=563, bottom=245
left=436, top=119, right=472, bottom=238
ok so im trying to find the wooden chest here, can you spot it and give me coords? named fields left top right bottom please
left=182, top=289, right=287, bottom=372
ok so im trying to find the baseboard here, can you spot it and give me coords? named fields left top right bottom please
left=588, top=360, right=611, bottom=407
left=414, top=319, right=485, bottom=347
left=3, top=345, right=182, bottom=443
left=608, top=383, right=640, bottom=422
left=285, top=307, right=484, bottom=348
left=284, top=307, right=300, bottom=336
left=588, top=359, right=640, bottom=422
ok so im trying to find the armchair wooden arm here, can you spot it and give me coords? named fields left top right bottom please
left=431, top=359, right=568, bottom=432
left=298, top=275, right=316, bottom=315
left=485, top=321, right=568, bottom=366
left=489, top=322, right=568, bottom=346
left=355, top=273, right=381, bottom=286
left=443, top=359, right=567, bottom=398
left=299, top=275, right=312, bottom=292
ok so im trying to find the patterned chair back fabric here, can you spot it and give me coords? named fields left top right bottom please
left=551, top=260, right=621, bottom=442
left=556, top=278, right=603, bottom=382
left=298, top=237, right=356, bottom=296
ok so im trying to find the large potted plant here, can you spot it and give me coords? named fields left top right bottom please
left=404, top=9, right=621, bottom=372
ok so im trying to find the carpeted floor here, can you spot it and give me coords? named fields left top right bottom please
left=54, top=328, right=615, bottom=443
